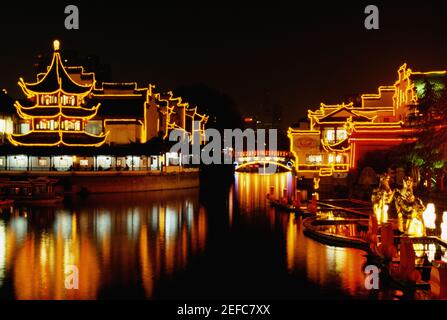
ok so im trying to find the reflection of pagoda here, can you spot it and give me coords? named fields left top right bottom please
left=8, top=40, right=107, bottom=147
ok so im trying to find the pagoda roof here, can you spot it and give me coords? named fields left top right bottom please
left=19, top=44, right=93, bottom=97
left=14, top=100, right=100, bottom=119
left=66, top=67, right=95, bottom=80
left=314, top=107, right=376, bottom=123
left=410, top=70, right=447, bottom=82
left=8, top=131, right=107, bottom=147
left=97, top=82, right=141, bottom=91
left=37, top=66, right=95, bottom=84
left=93, top=82, right=147, bottom=96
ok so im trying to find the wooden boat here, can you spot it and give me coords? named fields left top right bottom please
left=0, top=177, right=64, bottom=206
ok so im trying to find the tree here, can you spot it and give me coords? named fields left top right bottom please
left=406, top=78, right=447, bottom=190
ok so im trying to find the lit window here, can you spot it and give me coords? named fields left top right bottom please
left=328, top=154, right=335, bottom=163
left=80, top=160, right=89, bottom=166
left=85, top=121, right=102, bottom=135
left=20, top=123, right=30, bottom=134
left=336, top=154, right=343, bottom=163
left=38, top=120, right=49, bottom=130
left=336, top=129, right=347, bottom=141
left=306, top=154, right=323, bottom=164
left=16, top=156, right=27, bottom=167
left=0, top=158, right=3, bottom=166
left=38, top=159, right=47, bottom=166
left=62, top=120, right=77, bottom=131
left=0, top=119, right=12, bottom=134
left=326, top=129, right=335, bottom=143
left=43, top=95, right=58, bottom=105
left=4, top=119, right=13, bottom=134
left=325, top=128, right=347, bottom=143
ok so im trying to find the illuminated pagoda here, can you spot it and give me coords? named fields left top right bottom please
left=0, top=40, right=208, bottom=172
left=9, top=40, right=107, bottom=147
left=288, top=64, right=447, bottom=180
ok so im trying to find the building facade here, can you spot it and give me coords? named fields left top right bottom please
left=288, top=64, right=446, bottom=179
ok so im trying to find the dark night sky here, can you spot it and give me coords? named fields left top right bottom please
left=2, top=1, right=447, bottom=130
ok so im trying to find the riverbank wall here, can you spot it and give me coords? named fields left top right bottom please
left=0, top=168, right=200, bottom=194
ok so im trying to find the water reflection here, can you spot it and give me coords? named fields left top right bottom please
left=283, top=212, right=367, bottom=297
left=0, top=189, right=207, bottom=299
left=0, top=221, right=5, bottom=287
left=235, top=172, right=294, bottom=212
left=0, top=172, right=403, bottom=300
left=235, top=172, right=369, bottom=298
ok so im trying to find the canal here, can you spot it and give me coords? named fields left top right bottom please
left=0, top=172, right=380, bottom=300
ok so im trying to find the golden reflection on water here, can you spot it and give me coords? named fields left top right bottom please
left=236, top=172, right=368, bottom=297
left=0, top=189, right=207, bottom=299
left=0, top=221, right=5, bottom=287
left=13, top=213, right=100, bottom=299
left=235, top=172, right=294, bottom=212
left=1, top=173, right=374, bottom=299
left=283, top=213, right=366, bottom=297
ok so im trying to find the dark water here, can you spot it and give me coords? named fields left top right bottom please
left=0, top=172, right=377, bottom=300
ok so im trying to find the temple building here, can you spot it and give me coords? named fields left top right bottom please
left=288, top=64, right=446, bottom=179
left=9, top=40, right=106, bottom=147
left=0, top=40, right=208, bottom=171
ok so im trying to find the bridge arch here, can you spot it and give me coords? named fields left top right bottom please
left=234, top=160, right=293, bottom=172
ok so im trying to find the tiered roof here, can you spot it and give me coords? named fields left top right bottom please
left=19, top=41, right=93, bottom=97
left=9, top=131, right=107, bottom=147
left=9, top=40, right=107, bottom=147
left=5, top=40, right=208, bottom=148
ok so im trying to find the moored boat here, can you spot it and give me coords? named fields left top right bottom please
left=0, top=177, right=64, bottom=205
